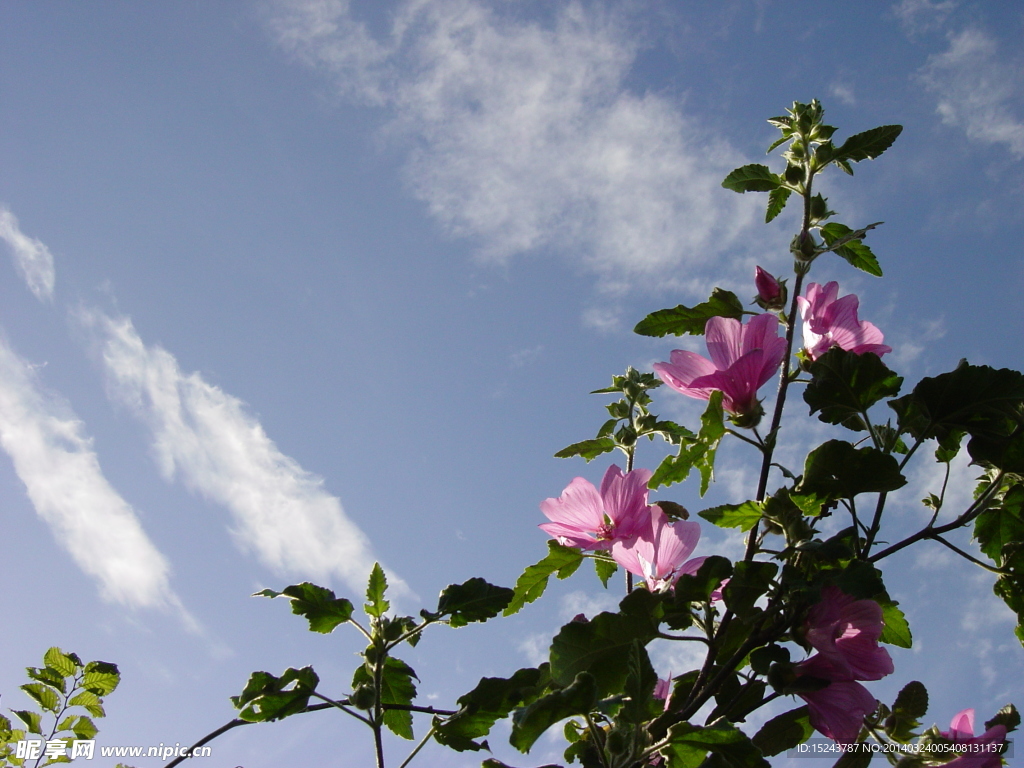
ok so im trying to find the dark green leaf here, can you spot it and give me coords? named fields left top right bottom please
left=365, top=563, right=390, bottom=618
left=504, top=541, right=584, bottom=616
left=984, top=704, right=1020, bottom=733
left=724, top=561, right=778, bottom=622
left=699, top=501, right=763, bottom=532
left=634, top=289, right=744, bottom=337
left=434, top=666, right=550, bottom=752
left=435, top=578, right=514, bottom=627
left=752, top=706, right=813, bottom=756
left=255, top=582, right=354, bottom=633
left=833, top=125, right=903, bottom=163
left=765, top=186, right=792, bottom=223
left=879, top=602, right=913, bottom=648
left=750, top=645, right=790, bottom=676
left=664, top=721, right=770, bottom=768
left=830, top=561, right=887, bottom=601
left=230, top=667, right=319, bottom=723
left=798, top=440, right=906, bottom=502
left=554, top=438, right=616, bottom=461
left=893, top=681, right=928, bottom=720
left=969, top=430, right=1024, bottom=474
left=353, top=657, right=418, bottom=739
left=510, top=672, right=598, bottom=753
left=621, top=641, right=659, bottom=724
left=890, top=362, right=1024, bottom=446
left=549, top=610, right=658, bottom=697
left=832, top=749, right=873, bottom=768
left=804, top=348, right=903, bottom=431
left=673, top=556, right=732, bottom=605
left=722, top=164, right=782, bottom=193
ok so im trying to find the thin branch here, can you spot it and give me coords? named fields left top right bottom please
left=398, top=726, right=436, bottom=768
left=929, top=534, right=1008, bottom=575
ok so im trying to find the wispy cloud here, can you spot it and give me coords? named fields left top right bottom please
left=265, top=0, right=759, bottom=294
left=0, top=207, right=56, bottom=302
left=892, top=0, right=957, bottom=36
left=82, top=309, right=401, bottom=596
left=0, top=332, right=178, bottom=610
left=919, top=28, right=1024, bottom=159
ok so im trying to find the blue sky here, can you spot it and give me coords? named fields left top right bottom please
left=1, top=1, right=1023, bottom=766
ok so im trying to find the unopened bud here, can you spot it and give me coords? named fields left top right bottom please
left=753, top=267, right=787, bottom=311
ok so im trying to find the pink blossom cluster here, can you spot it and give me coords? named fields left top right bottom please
left=797, top=281, right=891, bottom=360
left=539, top=465, right=705, bottom=592
left=793, top=586, right=894, bottom=744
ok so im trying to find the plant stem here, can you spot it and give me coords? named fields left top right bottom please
left=398, top=726, right=436, bottom=768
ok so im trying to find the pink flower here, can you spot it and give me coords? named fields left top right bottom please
left=804, top=587, right=894, bottom=681
left=653, top=314, right=786, bottom=420
left=611, top=506, right=706, bottom=591
left=794, top=654, right=878, bottom=745
left=941, top=709, right=1008, bottom=768
left=797, top=282, right=891, bottom=360
left=539, top=465, right=652, bottom=550
left=710, top=578, right=729, bottom=603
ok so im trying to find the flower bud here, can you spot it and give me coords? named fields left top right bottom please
left=754, top=267, right=787, bottom=311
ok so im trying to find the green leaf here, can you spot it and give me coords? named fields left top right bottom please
left=819, top=223, right=882, bottom=276
left=71, top=716, right=98, bottom=741
left=975, top=486, right=1024, bottom=564
left=21, top=684, right=59, bottom=714
left=553, top=437, right=616, bottom=461
left=879, top=602, right=912, bottom=648
left=832, top=125, right=903, bottom=163
left=68, top=691, right=105, bottom=718
left=798, top=440, right=907, bottom=502
left=766, top=186, right=792, bottom=223
left=984, top=703, right=1020, bottom=733
left=13, top=710, right=43, bottom=735
left=699, top=501, right=763, bottom=532
left=664, top=722, right=770, bottom=768
left=353, top=657, right=418, bottom=739
left=365, top=563, right=390, bottom=618
left=669, top=555, right=733, bottom=626
left=886, top=681, right=928, bottom=742
left=510, top=672, right=599, bottom=753
left=722, top=164, right=782, bottom=193
left=993, top=572, right=1024, bottom=647
left=804, top=348, right=903, bottom=431
left=890, top=362, right=1024, bottom=447
left=723, top=561, right=778, bottom=622
left=549, top=610, right=658, bottom=697
left=255, top=582, right=354, bottom=633
left=621, top=641, right=659, bottom=724
left=434, top=578, right=514, bottom=627
left=504, top=541, right=583, bottom=616
left=434, top=666, right=550, bottom=752
left=634, top=289, right=744, bottom=337
left=43, top=649, right=80, bottom=679
left=25, top=666, right=66, bottom=695
left=231, top=667, right=319, bottom=723
left=752, top=706, right=813, bottom=756
left=82, top=661, right=119, bottom=696
left=594, top=555, right=617, bottom=587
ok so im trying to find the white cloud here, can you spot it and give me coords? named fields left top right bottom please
left=266, top=0, right=760, bottom=293
left=829, top=81, right=856, bottom=106
left=81, top=309, right=402, bottom=597
left=0, top=207, right=56, bottom=302
left=892, top=0, right=957, bottom=36
left=0, top=332, right=178, bottom=610
left=919, top=28, right=1024, bottom=158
